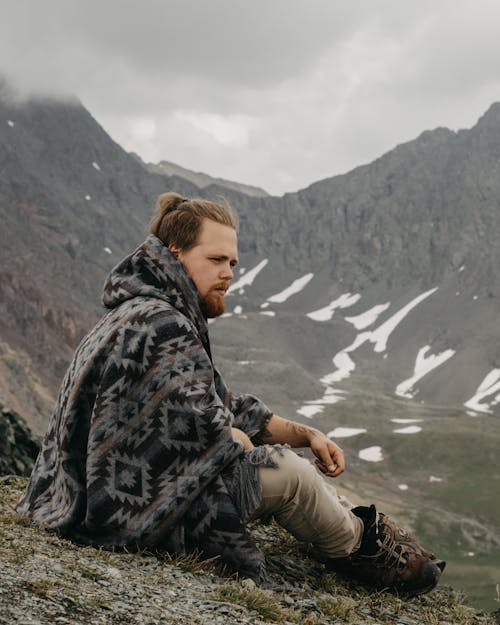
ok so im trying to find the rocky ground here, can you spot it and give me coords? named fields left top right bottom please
left=1, top=476, right=499, bottom=625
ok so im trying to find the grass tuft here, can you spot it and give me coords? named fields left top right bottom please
left=71, top=563, right=106, bottom=583
left=214, top=582, right=301, bottom=623
left=317, top=595, right=354, bottom=620
left=20, top=578, right=54, bottom=597
left=159, top=549, right=222, bottom=575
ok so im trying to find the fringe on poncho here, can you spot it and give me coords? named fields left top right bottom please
left=17, top=235, right=275, bottom=583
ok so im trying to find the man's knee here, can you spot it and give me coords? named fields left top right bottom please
left=280, top=448, right=318, bottom=487
left=260, top=447, right=319, bottom=498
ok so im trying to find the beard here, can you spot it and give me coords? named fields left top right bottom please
left=201, top=283, right=228, bottom=318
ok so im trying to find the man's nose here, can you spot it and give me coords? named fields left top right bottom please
left=220, top=263, right=234, bottom=280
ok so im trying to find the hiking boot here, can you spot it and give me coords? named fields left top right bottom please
left=377, top=511, right=441, bottom=562
left=327, top=505, right=446, bottom=596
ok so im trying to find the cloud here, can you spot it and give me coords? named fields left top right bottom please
left=2, top=0, right=500, bottom=194
left=0, top=0, right=358, bottom=102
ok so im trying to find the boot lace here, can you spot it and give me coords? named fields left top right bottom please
left=370, top=520, right=410, bottom=570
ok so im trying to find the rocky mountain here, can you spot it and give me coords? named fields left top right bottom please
left=207, top=109, right=500, bottom=430
left=0, top=82, right=203, bottom=430
left=1, top=82, right=500, bottom=610
left=147, top=158, right=270, bottom=197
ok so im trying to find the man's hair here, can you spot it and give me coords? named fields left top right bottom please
left=150, top=192, right=237, bottom=251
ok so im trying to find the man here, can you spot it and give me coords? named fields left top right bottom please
left=18, top=192, right=445, bottom=594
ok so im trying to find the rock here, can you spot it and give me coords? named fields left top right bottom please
left=0, top=404, right=41, bottom=476
left=240, top=578, right=256, bottom=591
left=106, top=566, right=122, bottom=578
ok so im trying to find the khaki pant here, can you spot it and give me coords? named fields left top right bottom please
left=250, top=447, right=363, bottom=558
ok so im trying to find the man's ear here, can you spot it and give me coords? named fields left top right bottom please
left=168, top=243, right=181, bottom=259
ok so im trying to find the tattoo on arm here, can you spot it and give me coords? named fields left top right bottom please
left=288, top=422, right=308, bottom=436
left=263, top=416, right=323, bottom=444
left=286, top=421, right=321, bottom=441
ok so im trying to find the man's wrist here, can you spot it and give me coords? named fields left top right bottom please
left=290, top=422, right=322, bottom=446
left=305, top=426, right=322, bottom=445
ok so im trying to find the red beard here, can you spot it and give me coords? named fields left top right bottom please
left=201, top=282, right=228, bottom=318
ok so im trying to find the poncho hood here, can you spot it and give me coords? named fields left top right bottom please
left=102, top=234, right=209, bottom=351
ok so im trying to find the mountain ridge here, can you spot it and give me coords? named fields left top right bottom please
left=148, top=158, right=270, bottom=197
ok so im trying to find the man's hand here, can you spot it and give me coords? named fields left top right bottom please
left=260, top=414, right=345, bottom=477
left=231, top=427, right=254, bottom=450
left=309, top=431, right=345, bottom=477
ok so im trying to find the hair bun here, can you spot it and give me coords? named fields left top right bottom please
left=156, top=192, right=189, bottom=215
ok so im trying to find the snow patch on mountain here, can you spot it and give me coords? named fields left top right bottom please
left=306, top=392, right=346, bottom=405
left=297, top=405, right=324, bottom=418
left=327, top=427, right=367, bottom=438
left=228, top=259, right=268, bottom=294
left=464, top=369, right=500, bottom=413
left=395, top=345, right=456, bottom=399
left=393, top=425, right=422, bottom=434
left=321, top=352, right=356, bottom=384
left=307, top=293, right=361, bottom=321
left=359, top=446, right=384, bottom=462
left=296, top=387, right=347, bottom=418
left=429, top=475, right=444, bottom=483
left=344, top=302, right=390, bottom=330
left=266, top=273, right=314, bottom=304
left=368, top=288, right=438, bottom=353
left=321, top=288, right=438, bottom=385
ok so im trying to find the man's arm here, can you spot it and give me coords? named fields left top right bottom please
left=259, top=414, right=345, bottom=478
left=231, top=427, right=254, bottom=450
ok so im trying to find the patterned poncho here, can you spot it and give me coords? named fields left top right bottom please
left=17, top=235, right=273, bottom=582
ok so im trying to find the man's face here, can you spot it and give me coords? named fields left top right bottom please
left=169, top=218, right=238, bottom=318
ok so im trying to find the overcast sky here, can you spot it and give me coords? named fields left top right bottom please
left=2, top=0, right=500, bottom=196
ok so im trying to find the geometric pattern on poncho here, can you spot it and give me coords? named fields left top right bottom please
left=17, top=235, right=273, bottom=584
